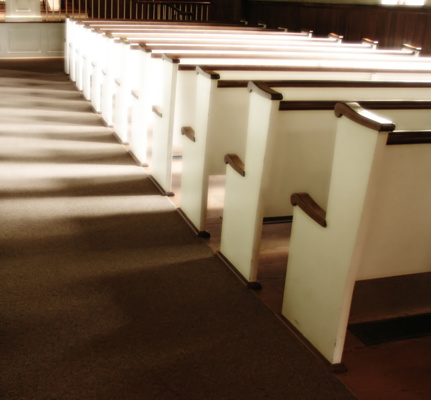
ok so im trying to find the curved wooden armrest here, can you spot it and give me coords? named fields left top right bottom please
left=362, top=38, right=378, bottom=49
left=162, top=53, right=180, bottom=63
left=402, top=43, right=421, bottom=55
left=152, top=105, right=162, bottom=118
left=291, top=193, right=327, bottom=227
left=196, top=66, right=220, bottom=80
left=181, top=126, right=195, bottom=142
left=334, top=102, right=395, bottom=132
left=224, top=154, right=245, bottom=177
left=248, top=81, right=283, bottom=100
left=329, top=33, right=343, bottom=42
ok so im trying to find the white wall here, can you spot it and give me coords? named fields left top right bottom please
left=0, top=22, right=64, bottom=58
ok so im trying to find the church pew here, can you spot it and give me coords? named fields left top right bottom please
left=219, top=84, right=431, bottom=290
left=76, top=22, right=418, bottom=134
left=125, top=43, right=426, bottom=172
left=88, top=32, right=344, bottom=121
left=84, top=29, right=349, bottom=115
left=66, top=17, right=288, bottom=76
left=109, top=36, right=382, bottom=146
left=147, top=54, right=431, bottom=198
left=180, top=76, right=431, bottom=238
left=281, top=101, right=431, bottom=367
left=72, top=23, right=321, bottom=87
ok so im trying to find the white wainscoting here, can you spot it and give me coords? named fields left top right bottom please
left=0, top=22, right=64, bottom=58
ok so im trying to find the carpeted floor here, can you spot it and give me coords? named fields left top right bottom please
left=0, top=58, right=357, bottom=400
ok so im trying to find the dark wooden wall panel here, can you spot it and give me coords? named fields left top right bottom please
left=242, top=1, right=431, bottom=55
left=209, top=0, right=244, bottom=23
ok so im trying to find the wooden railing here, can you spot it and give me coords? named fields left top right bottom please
left=134, top=0, right=211, bottom=21
left=42, top=0, right=211, bottom=21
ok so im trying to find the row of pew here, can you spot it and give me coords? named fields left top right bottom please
left=66, top=18, right=431, bottom=368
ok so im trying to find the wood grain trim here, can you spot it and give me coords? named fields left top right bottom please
left=261, top=80, right=431, bottom=88
left=334, top=102, right=395, bottom=132
left=280, top=100, right=431, bottom=111
left=207, top=79, right=431, bottom=89
left=224, top=153, right=245, bottom=177
left=152, top=105, right=162, bottom=118
left=387, top=130, right=431, bottom=145
left=247, top=81, right=283, bottom=100
left=181, top=126, right=195, bottom=142
left=177, top=64, right=431, bottom=75
left=291, top=193, right=327, bottom=228
left=280, top=101, right=337, bottom=111
left=217, top=80, right=248, bottom=88
left=196, top=66, right=220, bottom=80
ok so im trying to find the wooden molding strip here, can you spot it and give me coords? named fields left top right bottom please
left=334, top=102, right=395, bottom=132
left=280, top=100, right=431, bottom=111
left=291, top=193, right=327, bottom=228
left=223, top=80, right=431, bottom=90
left=217, top=80, right=249, bottom=88
left=265, top=80, right=431, bottom=88
left=387, top=130, right=431, bottom=145
left=177, top=64, right=431, bottom=75
left=181, top=126, right=196, bottom=142
left=224, top=153, right=245, bottom=177
left=280, top=101, right=337, bottom=111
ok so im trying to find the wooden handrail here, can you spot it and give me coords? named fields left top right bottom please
left=224, top=154, right=245, bottom=177
left=291, top=193, right=327, bottom=227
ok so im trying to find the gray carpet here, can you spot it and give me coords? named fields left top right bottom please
left=0, top=58, right=357, bottom=400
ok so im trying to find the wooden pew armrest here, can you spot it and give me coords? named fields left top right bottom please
left=291, top=193, right=327, bottom=227
left=224, top=153, right=245, bottom=177
left=181, top=126, right=195, bottom=142
left=152, top=105, right=162, bottom=118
